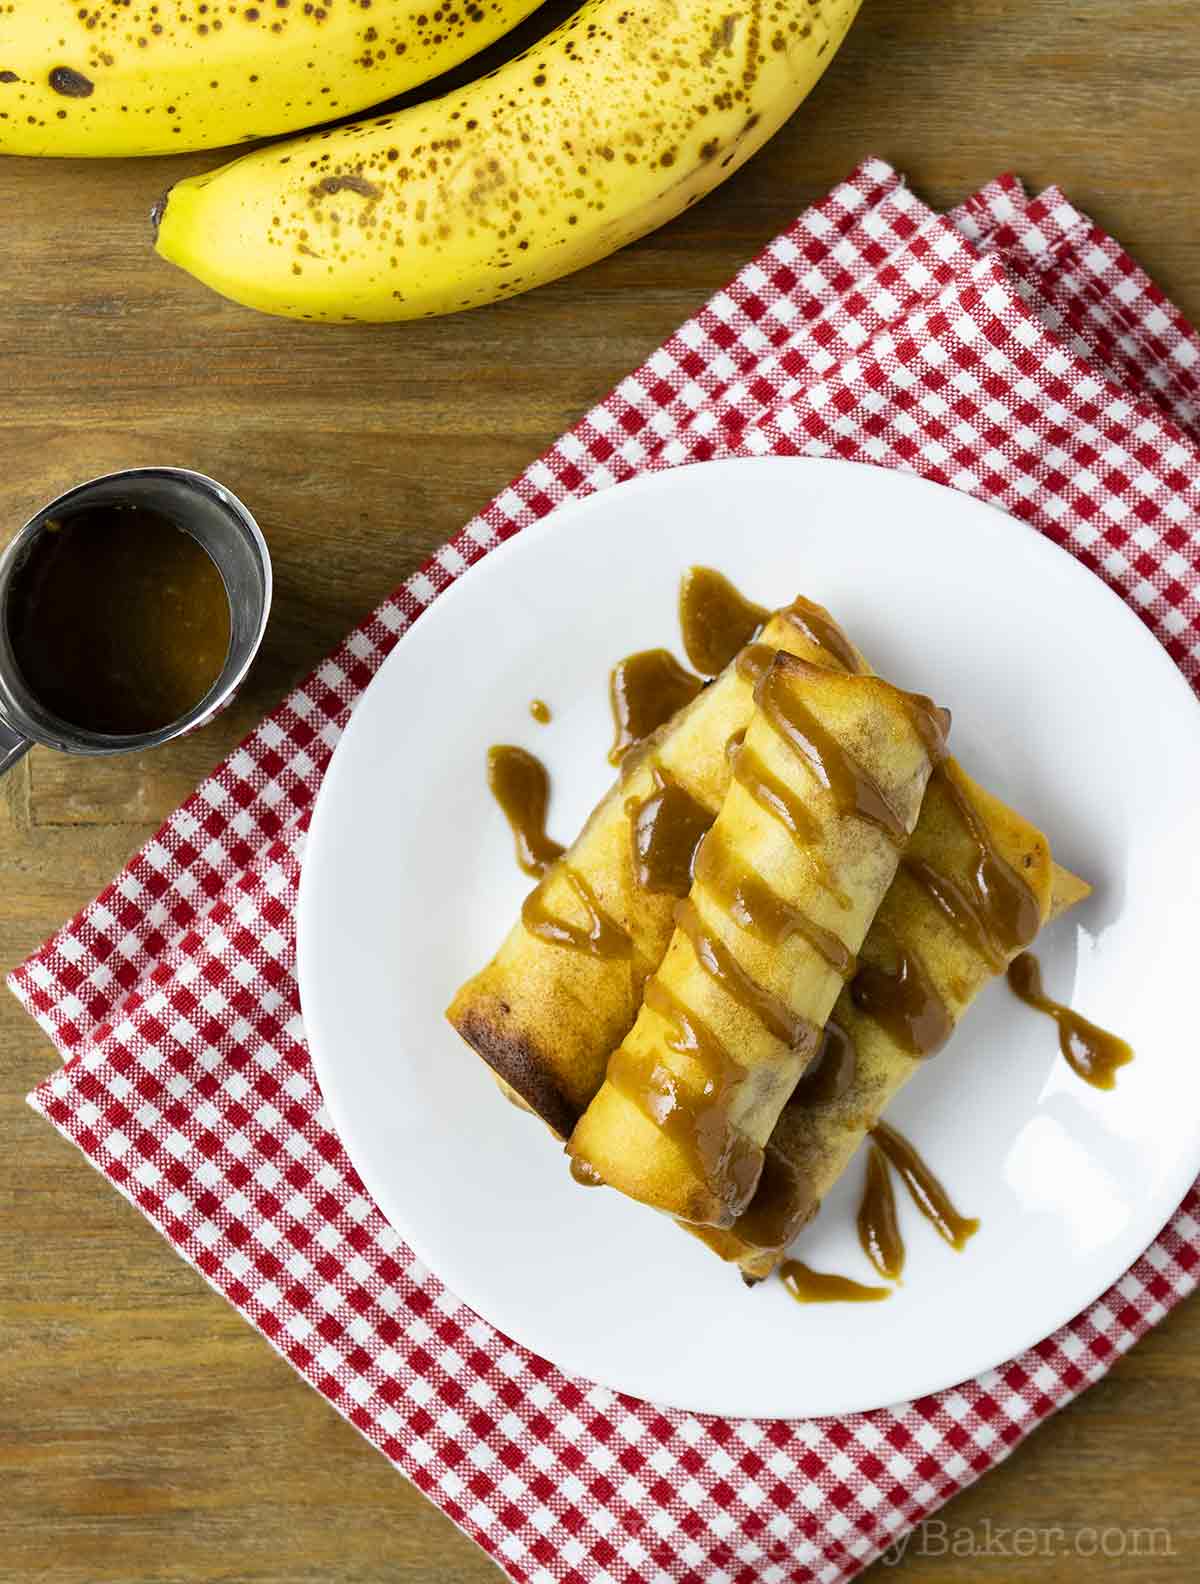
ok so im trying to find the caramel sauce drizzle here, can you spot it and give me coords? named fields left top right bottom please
left=720, top=1038, right=849, bottom=1257
left=569, top=1156, right=605, bottom=1187
left=486, top=745, right=565, bottom=878
left=626, top=768, right=714, bottom=897
left=781, top=596, right=864, bottom=675
left=642, top=974, right=734, bottom=1078
left=674, top=898, right=820, bottom=1056
left=679, top=566, right=768, bottom=676
left=606, top=976, right=764, bottom=1215
left=521, top=866, right=632, bottom=959
left=857, top=1142, right=904, bottom=1281
left=779, top=1259, right=890, bottom=1304
left=849, top=929, right=955, bottom=1058
left=734, top=642, right=778, bottom=690
left=730, top=737, right=849, bottom=908
left=871, top=1122, right=979, bottom=1250
left=902, top=858, right=1007, bottom=973
left=730, top=740, right=823, bottom=846
left=844, top=762, right=1037, bottom=1062
left=755, top=661, right=913, bottom=846
left=725, top=1026, right=854, bottom=1260
left=791, top=1019, right=857, bottom=1105
left=693, top=830, right=855, bottom=978
left=1007, top=952, right=1133, bottom=1090
left=900, top=692, right=952, bottom=765
left=607, top=648, right=704, bottom=766
left=529, top=698, right=552, bottom=724
left=727, top=1143, right=818, bottom=1251
left=903, top=767, right=1042, bottom=970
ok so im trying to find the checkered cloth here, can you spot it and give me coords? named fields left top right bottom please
left=14, top=159, right=1200, bottom=1583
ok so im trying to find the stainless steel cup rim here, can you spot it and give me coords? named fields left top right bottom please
left=0, top=467, right=272, bottom=763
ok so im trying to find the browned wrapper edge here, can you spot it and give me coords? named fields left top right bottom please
left=447, top=1000, right=581, bottom=1140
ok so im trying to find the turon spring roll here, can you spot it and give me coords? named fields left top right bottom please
left=566, top=652, right=949, bottom=1227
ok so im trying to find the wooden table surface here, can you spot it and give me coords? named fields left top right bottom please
left=3, top=0, right=1198, bottom=1578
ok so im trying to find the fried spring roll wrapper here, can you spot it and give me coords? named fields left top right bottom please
left=1048, top=863, right=1091, bottom=918
left=693, top=763, right=1091, bottom=1279
left=566, top=653, right=949, bottom=1227
left=446, top=603, right=869, bottom=1138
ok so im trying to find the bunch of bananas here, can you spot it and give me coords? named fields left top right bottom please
left=2, top=0, right=862, bottom=319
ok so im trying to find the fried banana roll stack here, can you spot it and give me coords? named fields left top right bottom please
left=696, top=765, right=1091, bottom=1279
left=446, top=600, right=870, bottom=1138
left=566, top=652, right=950, bottom=1226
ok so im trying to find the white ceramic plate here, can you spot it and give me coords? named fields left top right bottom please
left=297, top=458, right=1200, bottom=1419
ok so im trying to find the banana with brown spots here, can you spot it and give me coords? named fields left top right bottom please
left=152, top=0, right=863, bottom=318
left=0, top=0, right=543, bottom=156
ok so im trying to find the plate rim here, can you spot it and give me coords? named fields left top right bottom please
left=298, top=455, right=1200, bottom=1417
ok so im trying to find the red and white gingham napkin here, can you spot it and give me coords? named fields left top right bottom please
left=14, top=159, right=1200, bottom=1583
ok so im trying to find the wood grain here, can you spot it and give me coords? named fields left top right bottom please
left=3, top=0, right=1199, bottom=1578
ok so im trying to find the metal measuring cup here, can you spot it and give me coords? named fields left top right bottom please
left=0, top=468, right=272, bottom=777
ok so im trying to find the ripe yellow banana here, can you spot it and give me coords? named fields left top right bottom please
left=154, top=0, right=863, bottom=320
left=0, top=0, right=542, bottom=156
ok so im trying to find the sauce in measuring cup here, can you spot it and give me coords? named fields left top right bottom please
left=10, top=501, right=231, bottom=735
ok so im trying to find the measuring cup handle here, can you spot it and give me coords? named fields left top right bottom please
left=0, top=715, right=31, bottom=777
